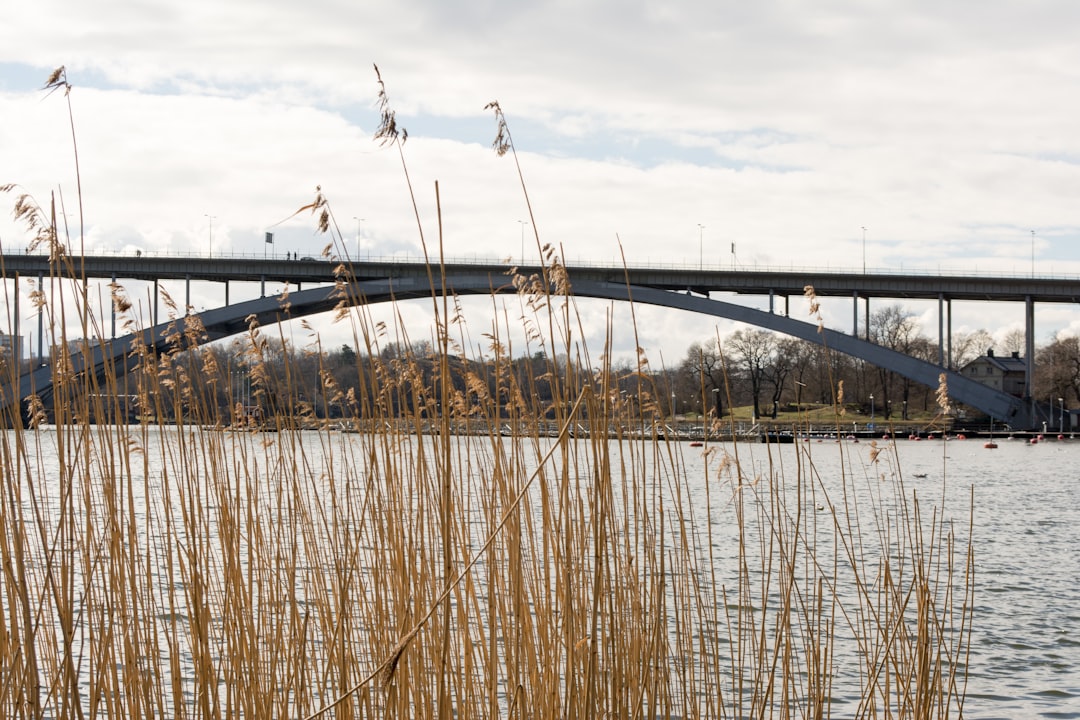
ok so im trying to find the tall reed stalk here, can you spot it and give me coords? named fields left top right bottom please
left=0, top=67, right=972, bottom=720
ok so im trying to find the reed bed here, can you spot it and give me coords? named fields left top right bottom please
left=0, top=240, right=972, bottom=719
left=0, top=67, right=971, bottom=718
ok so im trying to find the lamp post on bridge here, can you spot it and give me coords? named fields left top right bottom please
left=698, top=223, right=704, bottom=269
left=518, top=220, right=529, bottom=264
left=205, top=214, right=216, bottom=259
left=862, top=226, right=867, bottom=273
left=353, top=217, right=364, bottom=257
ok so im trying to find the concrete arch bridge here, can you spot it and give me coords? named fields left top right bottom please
left=11, top=269, right=1035, bottom=428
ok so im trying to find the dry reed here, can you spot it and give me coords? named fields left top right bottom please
left=0, top=67, right=972, bottom=720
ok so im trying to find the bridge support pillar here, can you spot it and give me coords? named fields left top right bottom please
left=866, top=296, right=871, bottom=340
left=947, top=297, right=953, bottom=367
left=1026, top=295, right=1035, bottom=419
left=769, top=289, right=774, bottom=314
left=37, top=271, right=43, bottom=361
left=260, top=275, right=266, bottom=298
left=854, top=292, right=871, bottom=340
left=853, top=291, right=859, bottom=336
left=185, top=274, right=191, bottom=316
left=225, top=280, right=230, bottom=307
left=938, top=294, right=945, bottom=366
left=154, top=280, right=159, bottom=327
left=13, top=275, right=18, bottom=365
left=111, top=273, right=117, bottom=338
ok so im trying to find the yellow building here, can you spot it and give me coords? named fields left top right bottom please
left=959, top=349, right=1026, bottom=398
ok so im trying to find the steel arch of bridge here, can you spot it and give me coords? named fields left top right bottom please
left=16, top=274, right=1030, bottom=428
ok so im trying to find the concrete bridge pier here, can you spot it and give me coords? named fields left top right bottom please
left=853, top=291, right=858, bottom=336
left=37, top=271, right=43, bottom=361
left=12, top=275, right=18, bottom=362
left=853, top=290, right=871, bottom=340
left=938, top=294, right=945, bottom=367
left=1026, top=295, right=1035, bottom=420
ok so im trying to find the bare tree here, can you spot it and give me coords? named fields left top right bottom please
left=1035, top=334, right=1080, bottom=409
left=679, top=340, right=728, bottom=417
left=777, top=337, right=818, bottom=412
left=1002, top=328, right=1027, bottom=356
left=951, top=328, right=995, bottom=369
left=868, top=304, right=925, bottom=418
left=766, top=341, right=795, bottom=418
left=724, top=328, right=776, bottom=420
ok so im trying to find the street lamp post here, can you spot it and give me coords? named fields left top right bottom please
left=869, top=393, right=875, bottom=430
left=205, top=214, right=216, bottom=258
left=1059, top=397, right=1065, bottom=434
left=698, top=223, right=704, bottom=269
left=518, top=220, right=529, bottom=264
left=353, top=217, right=364, bottom=257
left=862, top=226, right=867, bottom=273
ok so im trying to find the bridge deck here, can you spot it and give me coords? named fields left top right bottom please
left=3, top=253, right=1079, bottom=304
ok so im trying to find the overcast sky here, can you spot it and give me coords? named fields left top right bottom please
left=2, top=0, right=1079, bottom=364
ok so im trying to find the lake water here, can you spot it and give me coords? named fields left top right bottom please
left=3, top=427, right=1078, bottom=718
left=700, top=434, right=1080, bottom=719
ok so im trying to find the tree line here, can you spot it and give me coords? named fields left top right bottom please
left=674, top=304, right=1080, bottom=422
left=48, top=302, right=1080, bottom=426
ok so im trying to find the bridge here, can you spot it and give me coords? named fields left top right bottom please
left=5, top=253, right=1079, bottom=429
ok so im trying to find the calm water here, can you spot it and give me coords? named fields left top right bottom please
left=721, top=435, right=1080, bottom=719
left=4, top=428, right=1078, bottom=718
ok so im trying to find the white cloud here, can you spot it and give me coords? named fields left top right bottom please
left=2, top=0, right=1079, bottom=362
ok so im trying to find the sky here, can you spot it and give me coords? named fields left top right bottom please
left=2, top=0, right=1080, bottom=366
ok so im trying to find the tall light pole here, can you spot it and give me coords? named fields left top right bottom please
left=698, top=223, right=705, bottom=269
left=353, top=217, right=364, bottom=256
left=205, top=214, right=216, bottom=258
left=1059, top=397, right=1065, bottom=433
left=518, top=220, right=528, bottom=264
left=862, top=226, right=867, bottom=273
left=1031, top=230, right=1036, bottom=278
left=869, top=393, right=875, bottom=429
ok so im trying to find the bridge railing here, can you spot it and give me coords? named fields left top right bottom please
left=4, top=247, right=1077, bottom=280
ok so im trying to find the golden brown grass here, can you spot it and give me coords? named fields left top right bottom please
left=0, top=238, right=973, bottom=719
left=0, top=67, right=972, bottom=720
